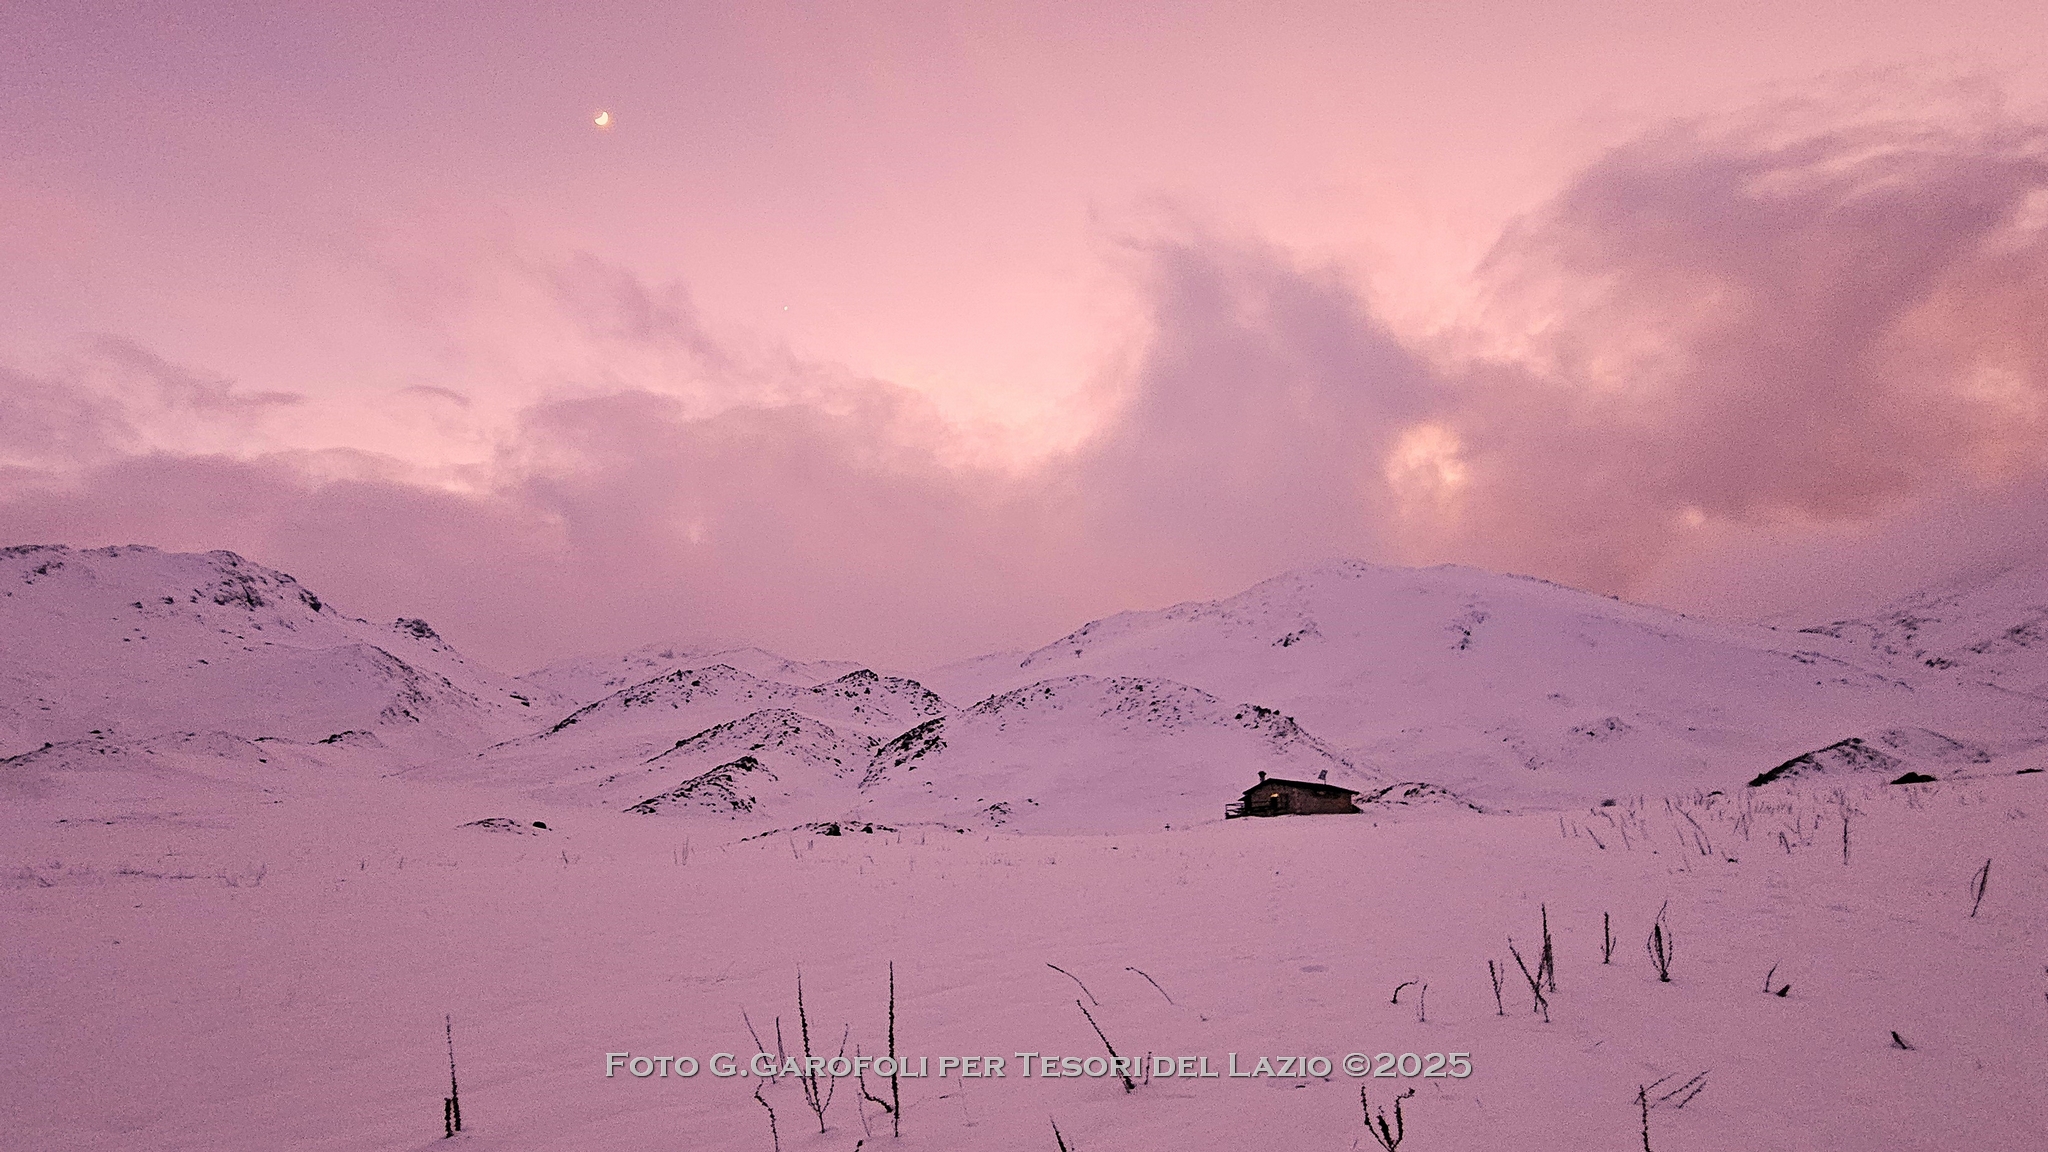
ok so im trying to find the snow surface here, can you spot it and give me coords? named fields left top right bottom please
left=6, top=546, right=2048, bottom=1149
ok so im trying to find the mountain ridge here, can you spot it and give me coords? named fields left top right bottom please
left=12, top=543, right=2048, bottom=823
left=0, top=544, right=536, bottom=754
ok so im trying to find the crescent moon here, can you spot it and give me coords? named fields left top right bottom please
left=594, top=110, right=611, bottom=128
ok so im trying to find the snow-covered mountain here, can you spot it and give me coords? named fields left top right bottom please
left=0, top=545, right=537, bottom=755
left=0, top=728, right=324, bottom=809
left=538, top=707, right=881, bottom=816
left=529, top=664, right=946, bottom=746
left=1800, top=553, right=2048, bottom=698
left=846, top=674, right=1414, bottom=833
left=12, top=544, right=2046, bottom=823
left=13, top=547, right=2048, bottom=1152
left=921, top=560, right=2042, bottom=806
left=516, top=672, right=1435, bottom=834
left=465, top=665, right=953, bottom=797
left=516, top=643, right=866, bottom=706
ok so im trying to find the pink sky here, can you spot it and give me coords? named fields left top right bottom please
left=4, top=1, right=2048, bottom=669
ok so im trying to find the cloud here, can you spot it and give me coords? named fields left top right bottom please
left=0, top=361, right=133, bottom=469
left=396, top=383, right=472, bottom=407
left=0, top=382, right=1077, bottom=670
left=1426, top=95, right=2048, bottom=591
left=537, top=251, right=741, bottom=382
left=1067, top=232, right=1438, bottom=594
left=0, top=340, right=303, bottom=473
left=84, top=337, right=304, bottom=416
left=5, top=89, right=2048, bottom=667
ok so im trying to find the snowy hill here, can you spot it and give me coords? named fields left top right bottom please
left=0, top=545, right=536, bottom=755
left=482, top=668, right=1431, bottom=835
left=466, top=665, right=953, bottom=801
left=1800, top=552, right=2048, bottom=698
left=14, top=544, right=2048, bottom=822
left=516, top=643, right=866, bottom=706
left=529, top=665, right=948, bottom=746
left=540, top=708, right=881, bottom=818
left=847, top=674, right=1413, bottom=833
left=921, top=560, right=2038, bottom=807
left=0, top=729, right=314, bottom=809
left=11, top=548, right=2048, bottom=1150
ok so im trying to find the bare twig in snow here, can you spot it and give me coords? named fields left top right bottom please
left=754, top=1082, right=780, bottom=1152
left=1541, top=905, right=1557, bottom=993
left=743, top=1008, right=781, bottom=1083
left=443, top=1014, right=461, bottom=1136
left=1636, top=1070, right=1707, bottom=1150
left=1074, top=1001, right=1136, bottom=1092
left=1125, top=966, right=1175, bottom=1005
left=795, top=969, right=846, bottom=1133
left=1507, top=939, right=1550, bottom=1022
left=887, top=963, right=899, bottom=1136
left=1646, top=902, right=1674, bottom=983
left=1048, top=963, right=1098, bottom=1006
left=1656, top=1070, right=1708, bottom=1108
left=1362, top=1086, right=1414, bottom=1150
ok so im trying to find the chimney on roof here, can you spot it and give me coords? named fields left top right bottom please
left=1257, top=771, right=1266, bottom=781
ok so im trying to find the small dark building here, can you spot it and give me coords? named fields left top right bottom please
left=1226, top=772, right=1361, bottom=818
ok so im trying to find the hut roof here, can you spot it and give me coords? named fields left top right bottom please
left=1240, top=776, right=1359, bottom=800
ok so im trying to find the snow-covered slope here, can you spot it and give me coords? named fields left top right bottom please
left=8, top=747, right=2045, bottom=1152
left=1745, top=726, right=2011, bottom=787
left=467, top=665, right=953, bottom=802
left=0, top=729, right=317, bottom=809
left=0, top=545, right=536, bottom=754
left=1801, top=552, right=2048, bottom=698
left=920, top=561, right=2034, bottom=807
left=486, top=666, right=1458, bottom=834
left=540, top=708, right=881, bottom=818
left=517, top=643, right=866, bottom=706
left=541, top=666, right=948, bottom=742
left=14, top=544, right=2046, bottom=823
left=849, top=674, right=1408, bottom=833
left=12, top=546, right=2048, bottom=1150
